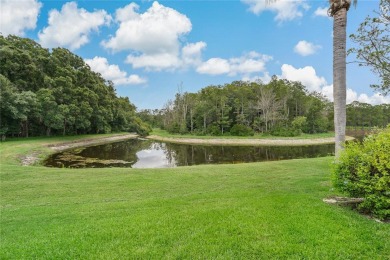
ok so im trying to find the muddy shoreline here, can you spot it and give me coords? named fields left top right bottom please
left=21, top=134, right=138, bottom=166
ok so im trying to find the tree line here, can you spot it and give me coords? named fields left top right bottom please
left=347, top=101, right=390, bottom=129
left=0, top=35, right=150, bottom=139
left=139, top=79, right=390, bottom=136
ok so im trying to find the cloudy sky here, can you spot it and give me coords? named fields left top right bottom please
left=1, top=0, right=388, bottom=109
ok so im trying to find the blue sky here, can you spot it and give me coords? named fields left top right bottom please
left=1, top=0, right=388, bottom=109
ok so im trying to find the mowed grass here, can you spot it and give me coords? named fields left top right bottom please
left=151, top=128, right=336, bottom=140
left=1, top=136, right=389, bottom=259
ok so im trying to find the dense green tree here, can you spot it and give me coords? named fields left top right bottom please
left=0, top=75, right=40, bottom=138
left=0, top=75, right=20, bottom=138
left=137, top=109, right=164, bottom=129
left=160, top=79, right=347, bottom=136
left=304, top=93, right=330, bottom=134
left=0, top=35, right=149, bottom=138
left=36, top=89, right=63, bottom=136
left=346, top=101, right=390, bottom=129
left=271, top=0, right=357, bottom=156
left=149, top=77, right=388, bottom=138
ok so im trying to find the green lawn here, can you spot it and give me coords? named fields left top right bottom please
left=151, top=128, right=336, bottom=140
left=1, top=135, right=389, bottom=259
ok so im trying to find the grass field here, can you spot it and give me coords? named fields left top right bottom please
left=1, top=135, right=389, bottom=259
left=151, top=128, right=336, bottom=140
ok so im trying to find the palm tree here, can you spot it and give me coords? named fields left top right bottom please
left=328, top=0, right=356, bottom=157
left=266, top=0, right=356, bottom=156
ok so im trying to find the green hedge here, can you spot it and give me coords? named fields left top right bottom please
left=332, top=126, right=390, bottom=220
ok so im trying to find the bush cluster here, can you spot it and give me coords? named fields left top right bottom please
left=207, top=125, right=223, bottom=136
left=230, top=124, right=254, bottom=136
left=129, top=118, right=152, bottom=137
left=0, top=36, right=150, bottom=138
left=332, top=126, right=390, bottom=220
left=270, top=127, right=301, bottom=137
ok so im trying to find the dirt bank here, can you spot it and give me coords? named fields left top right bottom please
left=21, top=133, right=137, bottom=166
left=48, top=134, right=138, bottom=151
left=147, top=135, right=355, bottom=146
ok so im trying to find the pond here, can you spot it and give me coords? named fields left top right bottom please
left=44, top=138, right=335, bottom=168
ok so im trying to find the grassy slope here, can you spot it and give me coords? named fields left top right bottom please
left=151, top=128, right=336, bottom=140
left=1, top=136, right=389, bottom=259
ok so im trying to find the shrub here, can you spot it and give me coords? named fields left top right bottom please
left=292, top=116, right=307, bottom=132
left=332, top=126, right=390, bottom=220
left=303, top=116, right=329, bottom=134
left=166, top=122, right=180, bottom=134
left=193, top=129, right=207, bottom=136
left=230, top=124, right=254, bottom=136
left=207, top=124, right=222, bottom=136
left=129, top=117, right=152, bottom=137
left=270, top=126, right=301, bottom=137
left=136, top=123, right=152, bottom=137
left=179, top=123, right=188, bottom=135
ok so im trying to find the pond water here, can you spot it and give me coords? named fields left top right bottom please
left=44, top=138, right=335, bottom=168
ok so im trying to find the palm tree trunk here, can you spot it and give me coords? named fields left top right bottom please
left=333, top=6, right=348, bottom=157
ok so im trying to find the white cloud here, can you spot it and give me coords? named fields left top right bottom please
left=294, top=40, right=321, bottom=56
left=182, top=41, right=207, bottom=67
left=103, top=2, right=191, bottom=53
left=230, top=52, right=272, bottom=75
left=115, top=2, right=139, bottom=22
left=0, top=0, right=42, bottom=36
left=118, top=74, right=147, bottom=85
left=125, top=41, right=207, bottom=71
left=126, top=53, right=181, bottom=71
left=197, top=52, right=272, bottom=76
left=241, top=0, right=309, bottom=22
left=328, top=87, right=359, bottom=105
left=103, top=1, right=196, bottom=71
left=196, top=58, right=231, bottom=75
left=280, top=64, right=390, bottom=105
left=280, top=64, right=326, bottom=92
left=357, top=93, right=390, bottom=105
left=323, top=85, right=390, bottom=105
left=38, top=2, right=111, bottom=50
left=85, top=56, right=147, bottom=85
left=314, top=7, right=329, bottom=17
left=347, top=88, right=359, bottom=104
left=321, top=84, right=334, bottom=101
left=321, top=84, right=360, bottom=104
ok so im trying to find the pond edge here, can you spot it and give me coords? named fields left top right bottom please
left=21, top=133, right=138, bottom=166
left=147, top=135, right=355, bottom=147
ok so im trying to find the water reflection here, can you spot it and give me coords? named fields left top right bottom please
left=44, top=138, right=335, bottom=169
left=132, top=143, right=177, bottom=168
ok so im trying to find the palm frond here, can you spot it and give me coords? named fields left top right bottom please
left=329, top=0, right=358, bottom=7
